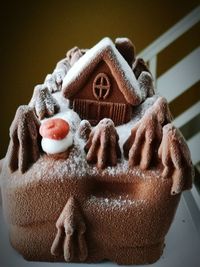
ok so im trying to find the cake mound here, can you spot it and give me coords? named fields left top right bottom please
left=0, top=37, right=193, bottom=265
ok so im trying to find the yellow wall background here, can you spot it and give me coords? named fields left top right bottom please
left=0, top=0, right=199, bottom=158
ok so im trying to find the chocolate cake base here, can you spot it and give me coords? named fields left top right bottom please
left=1, top=155, right=180, bottom=265
left=10, top=223, right=165, bottom=264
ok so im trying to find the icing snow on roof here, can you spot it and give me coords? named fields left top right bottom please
left=62, top=37, right=142, bottom=106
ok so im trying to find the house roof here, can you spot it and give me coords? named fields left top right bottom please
left=62, top=37, right=143, bottom=106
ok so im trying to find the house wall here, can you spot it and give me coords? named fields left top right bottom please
left=69, top=61, right=132, bottom=125
left=70, top=61, right=128, bottom=104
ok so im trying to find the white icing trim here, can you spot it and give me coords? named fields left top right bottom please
left=41, top=131, right=73, bottom=154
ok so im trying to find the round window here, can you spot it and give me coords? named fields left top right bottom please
left=93, top=73, right=110, bottom=100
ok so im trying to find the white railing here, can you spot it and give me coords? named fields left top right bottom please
left=138, top=5, right=200, bottom=83
left=157, top=47, right=200, bottom=102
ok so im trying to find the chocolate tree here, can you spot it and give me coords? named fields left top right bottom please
left=7, top=105, right=41, bottom=173
left=29, top=85, right=60, bottom=120
left=158, top=124, right=194, bottom=195
left=51, top=197, right=88, bottom=262
left=84, top=119, right=121, bottom=169
left=123, top=97, right=171, bottom=170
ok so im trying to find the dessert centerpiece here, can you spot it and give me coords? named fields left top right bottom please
left=0, top=37, right=193, bottom=265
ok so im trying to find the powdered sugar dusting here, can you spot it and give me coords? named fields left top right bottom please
left=1, top=91, right=163, bottom=188
left=52, top=92, right=69, bottom=112
left=116, top=95, right=159, bottom=148
left=87, top=195, right=146, bottom=210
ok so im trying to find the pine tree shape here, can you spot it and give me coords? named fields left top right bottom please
left=123, top=97, right=171, bottom=170
left=77, top=120, right=92, bottom=141
left=7, top=105, right=41, bottom=173
left=138, top=71, right=155, bottom=99
left=66, top=47, right=87, bottom=66
left=132, top=58, right=150, bottom=79
left=158, top=123, right=194, bottom=195
left=123, top=113, right=162, bottom=170
left=29, top=85, right=60, bottom=120
left=44, top=57, right=71, bottom=93
left=51, top=197, right=88, bottom=262
left=84, top=119, right=121, bottom=169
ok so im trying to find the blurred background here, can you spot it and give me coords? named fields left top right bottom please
left=0, top=0, right=200, bottom=183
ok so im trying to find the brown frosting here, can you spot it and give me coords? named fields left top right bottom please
left=7, top=105, right=41, bottom=173
left=158, top=123, right=194, bottom=194
left=123, top=97, right=171, bottom=168
left=84, top=119, right=121, bottom=169
left=123, top=112, right=162, bottom=170
left=51, top=197, right=87, bottom=262
left=29, top=85, right=60, bottom=120
left=153, top=96, right=173, bottom=125
left=77, top=120, right=92, bottom=141
left=124, top=96, right=193, bottom=195
left=115, top=37, right=135, bottom=66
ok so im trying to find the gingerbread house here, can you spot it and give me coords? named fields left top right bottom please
left=0, top=37, right=194, bottom=265
left=62, top=38, right=143, bottom=126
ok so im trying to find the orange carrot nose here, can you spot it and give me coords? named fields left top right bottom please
left=39, top=118, right=70, bottom=140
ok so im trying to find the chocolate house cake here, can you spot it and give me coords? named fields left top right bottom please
left=0, top=37, right=194, bottom=265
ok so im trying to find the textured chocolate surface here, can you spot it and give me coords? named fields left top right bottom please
left=0, top=37, right=194, bottom=265
left=29, top=85, right=60, bottom=120
left=85, top=119, right=121, bottom=169
left=7, top=106, right=41, bottom=174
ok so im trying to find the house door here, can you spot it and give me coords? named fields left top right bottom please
left=73, top=99, right=99, bottom=125
left=73, top=99, right=128, bottom=126
left=98, top=102, right=112, bottom=121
